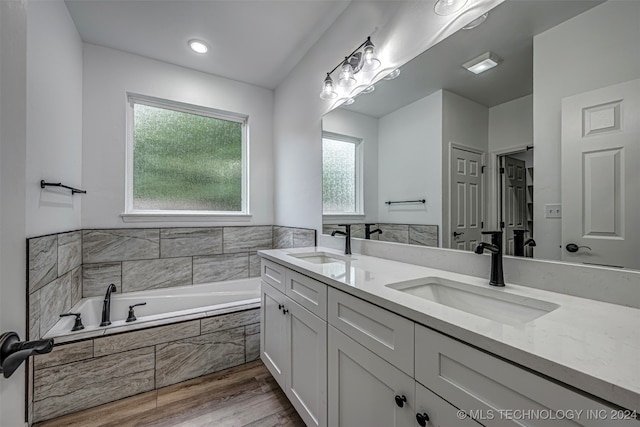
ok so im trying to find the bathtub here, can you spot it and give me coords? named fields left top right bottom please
left=44, top=277, right=261, bottom=341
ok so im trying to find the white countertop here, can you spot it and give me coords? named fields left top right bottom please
left=258, top=247, right=640, bottom=411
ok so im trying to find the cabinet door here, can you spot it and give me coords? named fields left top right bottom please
left=328, top=326, right=415, bottom=427
left=286, top=299, right=327, bottom=427
left=415, top=383, right=481, bottom=427
left=260, top=281, right=289, bottom=389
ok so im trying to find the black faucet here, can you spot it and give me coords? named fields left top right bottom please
left=364, top=223, right=382, bottom=239
left=331, top=224, right=352, bottom=255
left=474, top=231, right=505, bottom=287
left=100, top=283, right=117, bottom=327
left=513, top=229, right=536, bottom=257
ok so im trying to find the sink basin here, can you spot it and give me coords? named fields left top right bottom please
left=387, top=277, right=559, bottom=325
left=289, top=252, right=352, bottom=265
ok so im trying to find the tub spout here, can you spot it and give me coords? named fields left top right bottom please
left=100, top=284, right=117, bottom=327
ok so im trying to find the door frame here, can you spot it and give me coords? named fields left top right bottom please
left=489, top=145, right=530, bottom=232
left=446, top=142, right=486, bottom=249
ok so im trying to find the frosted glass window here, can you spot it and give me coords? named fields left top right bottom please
left=130, top=100, right=245, bottom=212
left=323, top=136, right=360, bottom=213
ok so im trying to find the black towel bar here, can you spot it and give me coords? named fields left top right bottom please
left=40, top=180, right=86, bottom=194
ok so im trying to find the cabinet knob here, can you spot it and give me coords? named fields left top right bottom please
left=282, top=308, right=289, bottom=315
left=416, top=412, right=430, bottom=426
left=395, top=394, right=407, bottom=408
left=278, top=304, right=284, bottom=310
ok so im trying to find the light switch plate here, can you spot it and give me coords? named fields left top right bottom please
left=545, top=204, right=562, bottom=218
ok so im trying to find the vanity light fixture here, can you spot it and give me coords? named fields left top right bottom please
left=383, top=68, right=401, bottom=80
left=463, top=51, right=502, bottom=74
left=319, top=36, right=381, bottom=99
left=434, top=0, right=468, bottom=16
left=188, top=39, right=209, bottom=54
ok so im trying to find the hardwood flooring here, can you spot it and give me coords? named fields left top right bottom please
left=34, top=360, right=305, bottom=427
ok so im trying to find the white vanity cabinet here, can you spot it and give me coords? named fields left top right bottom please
left=260, top=262, right=328, bottom=427
left=415, top=382, right=482, bottom=427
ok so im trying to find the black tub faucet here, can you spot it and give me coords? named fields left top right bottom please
left=331, top=224, right=352, bottom=255
left=364, top=223, right=382, bottom=240
left=474, top=231, right=505, bottom=287
left=100, top=283, right=117, bottom=327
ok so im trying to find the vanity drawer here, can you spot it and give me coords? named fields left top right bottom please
left=415, top=324, right=637, bottom=427
left=284, top=269, right=327, bottom=320
left=328, top=287, right=414, bottom=376
left=261, top=259, right=286, bottom=292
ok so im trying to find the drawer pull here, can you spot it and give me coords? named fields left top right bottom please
left=416, top=412, right=430, bottom=426
left=395, top=394, right=407, bottom=408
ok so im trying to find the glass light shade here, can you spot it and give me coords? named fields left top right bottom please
left=338, top=61, right=357, bottom=87
left=320, top=74, right=338, bottom=100
left=383, top=68, right=401, bottom=80
left=344, top=98, right=356, bottom=106
left=362, top=85, right=375, bottom=94
left=361, top=40, right=381, bottom=71
left=434, top=0, right=468, bottom=16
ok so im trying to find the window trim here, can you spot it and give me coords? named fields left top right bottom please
left=124, top=93, right=250, bottom=220
left=322, top=131, right=364, bottom=216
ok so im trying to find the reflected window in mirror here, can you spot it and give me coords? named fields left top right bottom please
left=322, top=132, right=363, bottom=215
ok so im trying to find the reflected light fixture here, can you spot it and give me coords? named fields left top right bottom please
left=344, top=98, right=356, bottom=106
left=383, top=68, right=401, bottom=80
left=362, top=85, right=375, bottom=94
left=434, top=0, right=468, bottom=16
left=463, top=52, right=502, bottom=74
left=320, top=36, right=382, bottom=99
left=188, top=39, right=209, bottom=54
left=463, top=13, right=488, bottom=30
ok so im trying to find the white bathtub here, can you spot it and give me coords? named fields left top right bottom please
left=44, top=278, right=261, bottom=341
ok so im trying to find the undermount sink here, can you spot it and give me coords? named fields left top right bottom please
left=289, top=251, right=352, bottom=265
left=387, top=277, right=559, bottom=325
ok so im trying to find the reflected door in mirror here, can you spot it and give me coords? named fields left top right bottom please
left=450, top=146, right=484, bottom=251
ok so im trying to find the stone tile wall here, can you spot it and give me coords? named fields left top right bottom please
left=323, top=223, right=438, bottom=247
left=31, top=308, right=260, bottom=423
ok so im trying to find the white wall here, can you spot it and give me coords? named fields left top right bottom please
left=322, top=108, right=379, bottom=223
left=26, top=0, right=83, bottom=237
left=273, top=0, right=502, bottom=229
left=533, top=1, right=640, bottom=260
left=0, top=0, right=28, bottom=424
left=378, top=91, right=442, bottom=230
left=81, top=44, right=274, bottom=228
left=441, top=90, right=488, bottom=246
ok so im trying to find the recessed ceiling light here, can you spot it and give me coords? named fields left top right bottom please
left=463, top=13, right=488, bottom=30
left=188, top=39, right=209, bottom=54
left=383, top=69, right=401, bottom=80
left=434, top=0, right=468, bottom=16
left=463, top=52, right=502, bottom=74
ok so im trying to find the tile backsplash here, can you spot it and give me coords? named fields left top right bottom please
left=323, top=223, right=438, bottom=247
left=27, top=225, right=315, bottom=340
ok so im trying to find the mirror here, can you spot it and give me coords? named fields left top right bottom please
left=322, top=0, right=640, bottom=270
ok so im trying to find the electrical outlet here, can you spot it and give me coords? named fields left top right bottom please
left=545, top=204, right=562, bottom=218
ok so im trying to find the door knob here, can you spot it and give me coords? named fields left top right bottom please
left=453, top=231, right=464, bottom=237
left=395, top=394, right=407, bottom=408
left=566, top=243, right=592, bottom=253
left=416, top=412, right=430, bottom=426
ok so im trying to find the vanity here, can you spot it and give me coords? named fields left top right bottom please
left=258, top=247, right=639, bottom=427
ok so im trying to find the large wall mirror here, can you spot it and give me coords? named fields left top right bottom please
left=322, top=0, right=640, bottom=270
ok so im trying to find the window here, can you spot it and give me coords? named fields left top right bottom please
left=126, top=94, right=248, bottom=216
left=322, top=132, right=363, bottom=214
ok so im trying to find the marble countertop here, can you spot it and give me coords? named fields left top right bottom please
left=258, top=247, right=640, bottom=411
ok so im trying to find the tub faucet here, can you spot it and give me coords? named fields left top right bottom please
left=100, top=284, right=117, bottom=327
left=331, top=224, right=352, bottom=255
left=474, top=231, right=505, bottom=287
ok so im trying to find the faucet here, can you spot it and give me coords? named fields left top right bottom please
left=331, top=224, right=352, bottom=255
left=474, top=231, right=505, bottom=287
left=100, top=283, right=117, bottom=326
left=513, top=229, right=536, bottom=257
left=364, top=223, right=382, bottom=240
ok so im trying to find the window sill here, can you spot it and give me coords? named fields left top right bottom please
left=121, top=212, right=253, bottom=223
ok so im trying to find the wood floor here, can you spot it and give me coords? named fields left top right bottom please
left=34, top=360, right=306, bottom=427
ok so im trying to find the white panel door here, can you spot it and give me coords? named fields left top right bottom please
left=260, top=281, right=289, bottom=389
left=328, top=326, right=414, bottom=427
left=450, top=146, right=484, bottom=251
left=286, top=298, right=327, bottom=427
left=502, top=156, right=527, bottom=255
left=561, top=79, right=640, bottom=269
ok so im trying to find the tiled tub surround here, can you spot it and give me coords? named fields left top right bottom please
left=32, top=308, right=260, bottom=423
left=323, top=223, right=438, bottom=247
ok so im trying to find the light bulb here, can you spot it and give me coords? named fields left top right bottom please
left=338, top=60, right=357, bottom=88
left=320, top=74, right=338, bottom=100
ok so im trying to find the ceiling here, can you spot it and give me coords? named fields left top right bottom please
left=342, top=0, right=603, bottom=118
left=65, top=0, right=351, bottom=90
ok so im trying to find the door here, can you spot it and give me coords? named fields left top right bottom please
left=328, top=326, right=414, bottom=427
left=286, top=299, right=327, bottom=427
left=450, top=146, right=484, bottom=251
left=260, top=281, right=288, bottom=389
left=561, top=79, right=640, bottom=269
left=415, top=382, right=481, bottom=427
left=502, top=156, right=527, bottom=255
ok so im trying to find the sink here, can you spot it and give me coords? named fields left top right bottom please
left=289, top=252, right=352, bottom=265
left=387, top=277, right=559, bottom=325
